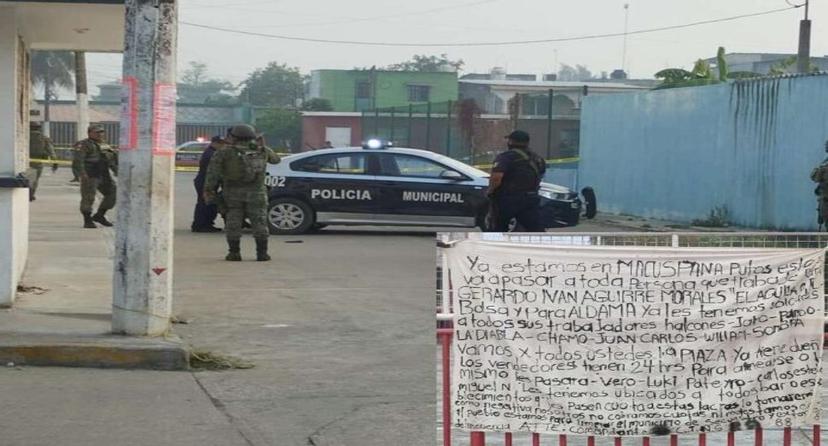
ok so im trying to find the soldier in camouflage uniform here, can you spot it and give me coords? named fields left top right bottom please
left=204, top=124, right=280, bottom=261
left=27, top=122, right=57, bottom=201
left=74, top=124, right=118, bottom=228
left=810, top=140, right=828, bottom=230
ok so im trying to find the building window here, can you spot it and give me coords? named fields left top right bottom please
left=356, top=81, right=372, bottom=99
left=407, top=85, right=431, bottom=102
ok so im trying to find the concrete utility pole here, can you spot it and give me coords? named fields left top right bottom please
left=621, top=3, right=630, bottom=73
left=797, top=0, right=811, bottom=74
left=74, top=51, right=89, bottom=140
left=113, top=0, right=177, bottom=336
left=42, top=69, right=51, bottom=138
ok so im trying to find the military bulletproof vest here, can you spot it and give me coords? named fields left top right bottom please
left=29, top=131, right=49, bottom=158
left=501, top=148, right=544, bottom=193
left=79, top=139, right=114, bottom=178
left=224, top=143, right=268, bottom=184
left=812, top=162, right=828, bottom=198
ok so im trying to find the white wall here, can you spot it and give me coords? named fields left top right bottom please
left=0, top=3, right=123, bottom=307
left=0, top=5, right=26, bottom=307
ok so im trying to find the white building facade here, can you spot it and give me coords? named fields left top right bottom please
left=0, top=0, right=124, bottom=306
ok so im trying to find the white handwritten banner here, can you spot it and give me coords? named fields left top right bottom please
left=446, top=241, right=825, bottom=436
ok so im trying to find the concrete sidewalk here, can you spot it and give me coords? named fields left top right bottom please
left=0, top=171, right=249, bottom=445
left=0, top=169, right=436, bottom=446
left=0, top=367, right=251, bottom=446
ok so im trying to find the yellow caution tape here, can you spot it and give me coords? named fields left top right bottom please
left=32, top=158, right=202, bottom=173
left=547, top=156, right=580, bottom=164
left=30, top=159, right=72, bottom=166
left=472, top=156, right=580, bottom=170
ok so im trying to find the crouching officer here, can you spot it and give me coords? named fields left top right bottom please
left=204, top=124, right=280, bottom=261
left=810, top=140, right=828, bottom=230
left=487, top=130, right=547, bottom=232
left=74, top=124, right=117, bottom=228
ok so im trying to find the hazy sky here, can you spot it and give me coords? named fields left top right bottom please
left=81, top=0, right=826, bottom=95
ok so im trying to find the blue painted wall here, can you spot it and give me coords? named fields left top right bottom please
left=579, top=74, right=828, bottom=230
left=544, top=162, right=579, bottom=191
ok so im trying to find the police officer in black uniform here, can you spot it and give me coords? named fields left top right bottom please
left=191, top=135, right=225, bottom=232
left=487, top=130, right=547, bottom=232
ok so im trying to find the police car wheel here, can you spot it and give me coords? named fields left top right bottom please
left=268, top=198, right=314, bottom=235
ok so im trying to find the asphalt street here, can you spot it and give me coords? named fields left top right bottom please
left=2, top=170, right=439, bottom=446
left=0, top=168, right=732, bottom=446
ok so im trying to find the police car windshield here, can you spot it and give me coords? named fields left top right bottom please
left=430, top=153, right=489, bottom=178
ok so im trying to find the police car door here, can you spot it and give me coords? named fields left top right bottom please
left=375, top=153, right=479, bottom=226
left=292, top=152, right=379, bottom=218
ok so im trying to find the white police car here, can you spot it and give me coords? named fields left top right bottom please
left=264, top=140, right=588, bottom=234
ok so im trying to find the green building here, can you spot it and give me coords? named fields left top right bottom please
left=307, top=69, right=458, bottom=112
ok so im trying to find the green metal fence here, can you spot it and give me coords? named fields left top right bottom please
left=361, top=97, right=581, bottom=166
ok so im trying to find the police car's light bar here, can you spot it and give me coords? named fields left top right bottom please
left=362, top=139, right=392, bottom=150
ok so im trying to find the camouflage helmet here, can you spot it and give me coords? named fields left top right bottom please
left=229, top=124, right=257, bottom=140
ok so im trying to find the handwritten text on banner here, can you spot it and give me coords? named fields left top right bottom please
left=447, top=241, right=824, bottom=436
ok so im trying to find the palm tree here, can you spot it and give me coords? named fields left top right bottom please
left=30, top=51, right=74, bottom=136
left=654, top=59, right=717, bottom=89
left=654, top=47, right=763, bottom=89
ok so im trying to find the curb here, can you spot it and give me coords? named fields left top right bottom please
left=0, top=333, right=189, bottom=370
left=600, top=218, right=742, bottom=233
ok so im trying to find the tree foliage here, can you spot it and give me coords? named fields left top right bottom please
left=654, top=59, right=718, bottom=89
left=179, top=61, right=237, bottom=104
left=181, top=61, right=209, bottom=86
left=768, top=56, right=821, bottom=76
left=651, top=46, right=824, bottom=89
left=31, top=51, right=74, bottom=100
left=302, top=98, right=333, bottom=112
left=241, top=62, right=304, bottom=107
left=256, top=108, right=301, bottom=151
left=557, top=64, right=596, bottom=82
left=715, top=47, right=728, bottom=83
left=385, top=54, right=464, bottom=72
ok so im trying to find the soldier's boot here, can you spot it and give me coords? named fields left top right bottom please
left=92, top=211, right=113, bottom=227
left=255, top=238, right=271, bottom=262
left=82, top=212, right=97, bottom=229
left=225, top=240, right=242, bottom=261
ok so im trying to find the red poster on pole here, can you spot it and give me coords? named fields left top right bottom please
left=119, top=76, right=138, bottom=150
left=152, top=83, right=177, bottom=156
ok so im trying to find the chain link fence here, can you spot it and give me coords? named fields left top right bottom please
left=362, top=98, right=581, bottom=165
left=43, top=121, right=231, bottom=148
